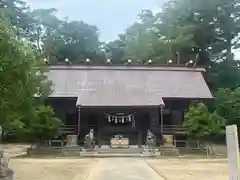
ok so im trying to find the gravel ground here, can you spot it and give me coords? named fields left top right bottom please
left=145, top=158, right=228, bottom=180
left=9, top=158, right=97, bottom=180
left=1, top=144, right=29, bottom=157
left=8, top=158, right=229, bottom=180
left=86, top=158, right=165, bottom=180
left=2, top=144, right=229, bottom=180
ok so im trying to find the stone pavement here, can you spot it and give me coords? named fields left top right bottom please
left=86, top=158, right=165, bottom=180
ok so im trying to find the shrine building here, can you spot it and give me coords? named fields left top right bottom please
left=46, top=65, right=213, bottom=147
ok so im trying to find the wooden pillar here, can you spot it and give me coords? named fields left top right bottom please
left=98, top=128, right=101, bottom=148
left=97, top=116, right=101, bottom=148
left=160, top=106, right=164, bottom=134
left=77, top=105, right=81, bottom=136
left=160, top=104, right=165, bottom=146
left=138, top=131, right=142, bottom=148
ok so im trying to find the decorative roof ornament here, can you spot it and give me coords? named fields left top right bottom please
left=148, top=59, right=152, bottom=64
left=44, top=58, right=48, bottom=64
left=85, top=58, right=92, bottom=64
left=185, top=60, right=194, bottom=66
left=65, top=58, right=70, bottom=65
left=127, top=59, right=132, bottom=64
left=167, top=59, right=173, bottom=64
left=107, top=59, right=111, bottom=64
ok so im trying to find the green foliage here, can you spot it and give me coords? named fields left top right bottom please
left=20, top=105, right=62, bottom=143
left=184, top=103, right=225, bottom=140
left=208, top=60, right=240, bottom=90
left=0, top=0, right=35, bottom=37
left=27, top=9, right=102, bottom=63
left=0, top=18, right=35, bottom=126
left=215, top=88, right=240, bottom=125
left=0, top=17, right=56, bottom=141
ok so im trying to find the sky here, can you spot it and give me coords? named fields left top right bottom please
left=25, top=0, right=166, bottom=42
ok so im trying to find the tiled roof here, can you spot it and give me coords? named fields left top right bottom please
left=47, top=65, right=212, bottom=106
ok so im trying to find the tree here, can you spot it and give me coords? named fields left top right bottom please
left=168, top=0, right=240, bottom=62
left=27, top=9, right=103, bottom=63
left=0, top=0, right=35, bottom=38
left=105, top=8, right=197, bottom=64
left=215, top=88, right=240, bottom=125
left=26, top=8, right=61, bottom=54
left=184, top=103, right=225, bottom=141
left=1, top=3, right=104, bottom=64
left=51, top=20, right=102, bottom=63
left=208, top=60, right=240, bottom=90
left=0, top=18, right=53, bottom=135
left=154, top=0, right=240, bottom=90
left=20, top=105, right=62, bottom=146
left=104, top=40, right=126, bottom=63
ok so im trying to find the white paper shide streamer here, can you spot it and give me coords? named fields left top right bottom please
left=105, top=112, right=136, bottom=127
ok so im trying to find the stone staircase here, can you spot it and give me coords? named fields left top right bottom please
left=80, top=146, right=144, bottom=157
left=80, top=146, right=181, bottom=157
left=158, top=147, right=180, bottom=156
left=61, top=146, right=82, bottom=156
left=96, top=146, right=143, bottom=154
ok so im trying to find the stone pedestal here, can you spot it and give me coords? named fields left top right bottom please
left=0, top=169, right=15, bottom=180
left=0, top=169, right=6, bottom=178
left=0, top=151, right=14, bottom=180
left=66, top=135, right=78, bottom=147
left=163, top=135, right=174, bottom=147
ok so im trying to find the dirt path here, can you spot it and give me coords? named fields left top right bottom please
left=10, top=159, right=97, bottom=180
left=86, top=158, right=165, bottom=180
left=145, top=159, right=228, bottom=180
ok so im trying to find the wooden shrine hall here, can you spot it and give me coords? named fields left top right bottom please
left=46, top=65, right=213, bottom=147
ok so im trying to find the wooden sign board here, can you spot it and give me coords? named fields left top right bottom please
left=226, top=125, right=240, bottom=180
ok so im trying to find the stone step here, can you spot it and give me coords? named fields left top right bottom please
left=79, top=153, right=144, bottom=158
left=96, top=148, right=144, bottom=154
left=159, top=147, right=180, bottom=156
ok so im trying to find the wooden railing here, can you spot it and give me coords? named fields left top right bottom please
left=4, top=124, right=186, bottom=136
left=60, top=125, right=77, bottom=134
left=60, top=124, right=186, bottom=134
left=163, top=125, right=186, bottom=134
left=173, top=140, right=200, bottom=148
left=151, top=125, right=186, bottom=134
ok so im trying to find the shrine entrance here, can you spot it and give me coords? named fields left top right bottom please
left=79, top=107, right=153, bottom=147
left=101, top=112, right=138, bottom=147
